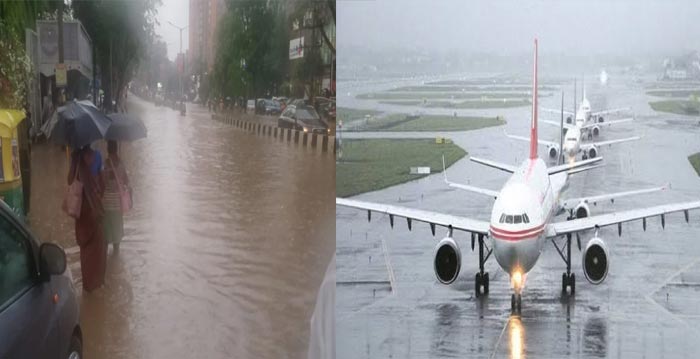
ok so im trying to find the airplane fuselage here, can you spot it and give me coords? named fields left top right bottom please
left=488, top=158, right=567, bottom=289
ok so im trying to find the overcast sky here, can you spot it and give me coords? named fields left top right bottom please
left=339, top=0, right=700, bottom=57
left=156, top=0, right=190, bottom=61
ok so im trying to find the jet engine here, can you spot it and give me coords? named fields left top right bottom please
left=547, top=144, right=559, bottom=159
left=582, top=237, right=609, bottom=284
left=573, top=202, right=590, bottom=219
left=592, top=125, right=600, bottom=137
left=434, top=237, right=461, bottom=284
left=587, top=146, right=598, bottom=159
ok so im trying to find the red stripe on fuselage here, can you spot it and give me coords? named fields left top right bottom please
left=490, top=223, right=545, bottom=241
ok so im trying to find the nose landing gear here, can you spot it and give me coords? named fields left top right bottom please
left=511, top=293, right=522, bottom=313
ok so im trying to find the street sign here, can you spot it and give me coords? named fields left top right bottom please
left=55, top=63, right=67, bottom=87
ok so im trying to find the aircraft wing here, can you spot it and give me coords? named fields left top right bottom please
left=580, top=135, right=640, bottom=149
left=336, top=198, right=491, bottom=235
left=542, top=107, right=574, bottom=116
left=470, top=156, right=517, bottom=173
left=547, top=200, right=700, bottom=237
left=560, top=184, right=669, bottom=210
left=442, top=156, right=499, bottom=199
left=505, top=131, right=559, bottom=148
left=581, top=117, right=633, bottom=129
left=547, top=157, right=602, bottom=175
left=541, top=119, right=575, bottom=130
left=591, top=108, right=631, bottom=117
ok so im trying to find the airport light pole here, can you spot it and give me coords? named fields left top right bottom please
left=167, top=21, right=188, bottom=107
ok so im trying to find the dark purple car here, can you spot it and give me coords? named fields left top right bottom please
left=0, top=201, right=81, bottom=359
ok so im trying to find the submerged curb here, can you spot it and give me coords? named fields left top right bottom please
left=211, top=113, right=335, bottom=154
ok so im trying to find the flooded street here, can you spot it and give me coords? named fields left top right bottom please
left=28, top=95, right=335, bottom=358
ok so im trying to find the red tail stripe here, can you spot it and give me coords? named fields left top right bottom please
left=530, top=38, right=538, bottom=160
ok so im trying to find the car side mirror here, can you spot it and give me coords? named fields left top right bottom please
left=40, top=243, right=67, bottom=279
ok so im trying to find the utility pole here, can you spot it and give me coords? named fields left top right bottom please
left=167, top=21, right=188, bottom=108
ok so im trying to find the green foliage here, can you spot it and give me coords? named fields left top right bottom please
left=211, top=1, right=289, bottom=99
left=71, top=0, right=160, bottom=109
left=0, top=22, right=32, bottom=109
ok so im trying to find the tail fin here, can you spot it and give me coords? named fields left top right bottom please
left=529, top=38, right=539, bottom=160
left=558, top=91, right=565, bottom=165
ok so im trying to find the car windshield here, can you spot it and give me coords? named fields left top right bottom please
left=296, top=107, right=321, bottom=121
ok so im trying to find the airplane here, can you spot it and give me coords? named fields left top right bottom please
left=543, top=81, right=632, bottom=140
left=507, top=92, right=640, bottom=162
left=336, top=39, right=700, bottom=313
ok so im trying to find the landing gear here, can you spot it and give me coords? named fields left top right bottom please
left=582, top=153, right=588, bottom=160
left=474, top=234, right=492, bottom=297
left=554, top=233, right=576, bottom=296
left=475, top=272, right=490, bottom=297
left=511, top=293, right=522, bottom=313
left=587, top=132, right=593, bottom=140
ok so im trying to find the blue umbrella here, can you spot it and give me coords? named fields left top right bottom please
left=48, top=100, right=111, bottom=149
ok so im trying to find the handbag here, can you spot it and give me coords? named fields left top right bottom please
left=62, top=162, right=83, bottom=219
left=109, top=158, right=132, bottom=214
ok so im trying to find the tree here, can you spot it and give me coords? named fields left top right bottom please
left=210, top=1, right=289, bottom=100
left=71, top=0, right=159, bottom=112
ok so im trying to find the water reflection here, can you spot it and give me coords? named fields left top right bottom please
left=583, top=317, right=608, bottom=357
left=509, top=317, right=526, bottom=359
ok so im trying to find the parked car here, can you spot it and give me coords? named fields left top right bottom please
left=256, top=99, right=282, bottom=115
left=246, top=99, right=256, bottom=113
left=278, top=104, right=330, bottom=135
left=0, top=201, right=81, bottom=359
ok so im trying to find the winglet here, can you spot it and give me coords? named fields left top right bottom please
left=530, top=38, right=539, bottom=160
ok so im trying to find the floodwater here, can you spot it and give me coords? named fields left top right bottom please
left=28, top=96, right=335, bottom=358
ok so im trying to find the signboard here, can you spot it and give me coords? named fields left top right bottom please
left=289, top=37, right=304, bottom=60
left=410, top=167, right=431, bottom=175
left=55, top=63, right=67, bottom=87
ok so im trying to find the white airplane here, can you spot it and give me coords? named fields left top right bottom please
left=543, top=83, right=632, bottom=140
left=336, top=39, right=700, bottom=313
left=506, top=107, right=640, bottom=162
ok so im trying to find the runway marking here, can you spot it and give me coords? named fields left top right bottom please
left=380, top=236, right=397, bottom=295
left=489, top=316, right=512, bottom=359
left=644, top=257, right=700, bottom=337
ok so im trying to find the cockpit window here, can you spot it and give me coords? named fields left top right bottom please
left=506, top=215, right=513, bottom=224
left=523, top=213, right=530, bottom=223
left=514, top=215, right=522, bottom=224
left=499, top=214, right=506, bottom=223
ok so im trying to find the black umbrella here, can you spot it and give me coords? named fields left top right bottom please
left=105, top=113, right=147, bottom=141
left=48, top=100, right=111, bottom=149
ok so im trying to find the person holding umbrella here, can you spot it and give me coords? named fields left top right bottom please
left=102, top=113, right=146, bottom=252
left=52, top=100, right=111, bottom=292
left=67, top=144, right=106, bottom=293
left=102, top=140, right=130, bottom=253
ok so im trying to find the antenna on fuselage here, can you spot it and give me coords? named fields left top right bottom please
left=559, top=91, right=565, bottom=165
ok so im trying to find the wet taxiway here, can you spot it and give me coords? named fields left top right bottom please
left=337, top=73, right=700, bottom=358
left=28, top=96, right=335, bottom=358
